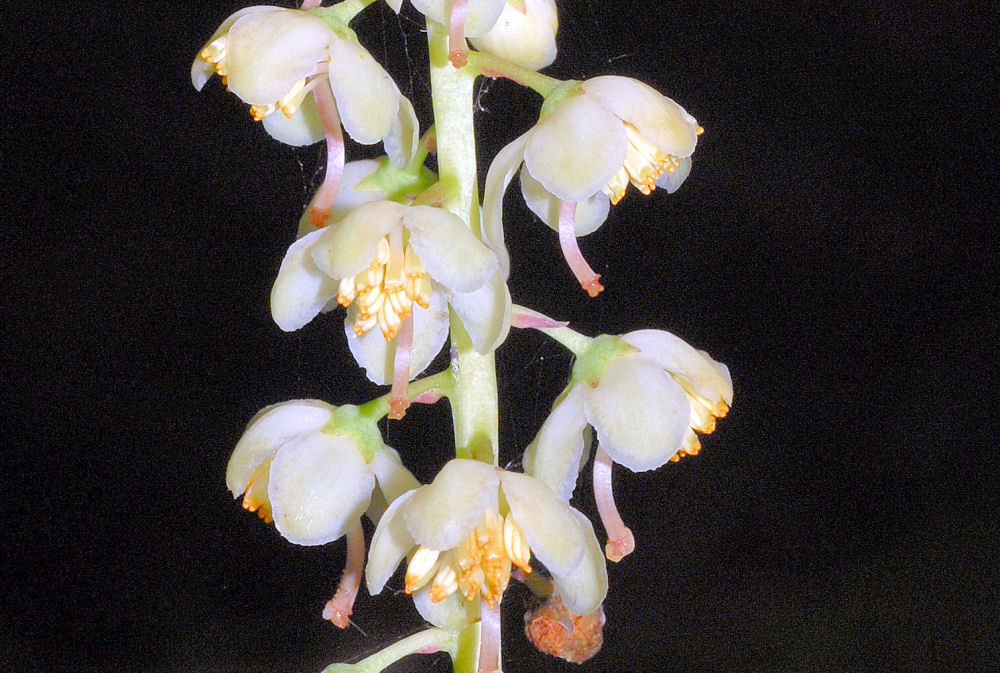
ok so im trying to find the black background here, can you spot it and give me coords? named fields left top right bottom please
left=3, top=1, right=998, bottom=671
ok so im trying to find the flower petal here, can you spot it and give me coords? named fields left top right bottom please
left=469, top=0, right=558, bottom=70
left=226, top=399, right=333, bottom=497
left=519, top=166, right=610, bottom=237
left=327, top=37, right=400, bottom=145
left=261, top=94, right=324, bottom=146
left=366, top=489, right=418, bottom=594
left=500, top=471, right=585, bottom=576
left=412, top=586, right=480, bottom=628
left=654, top=156, right=692, bottom=194
left=403, top=460, right=499, bottom=550
left=522, top=384, right=589, bottom=502
left=410, top=0, right=506, bottom=37
left=404, top=206, right=498, bottom=294
left=384, top=95, right=419, bottom=167
left=372, top=446, right=421, bottom=505
left=584, top=355, right=691, bottom=472
left=311, top=201, right=403, bottom=280
left=270, top=228, right=340, bottom=331
left=480, top=134, right=528, bottom=278
left=524, top=94, right=625, bottom=202
left=297, top=159, right=388, bottom=238
left=621, top=330, right=733, bottom=409
left=191, top=6, right=282, bottom=91
left=581, top=76, right=699, bottom=159
left=268, top=432, right=374, bottom=545
left=445, top=271, right=511, bottom=354
left=345, top=290, right=449, bottom=385
left=227, top=10, right=335, bottom=105
left=551, top=510, right=608, bottom=616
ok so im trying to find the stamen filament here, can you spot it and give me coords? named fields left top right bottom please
left=593, top=444, right=635, bottom=562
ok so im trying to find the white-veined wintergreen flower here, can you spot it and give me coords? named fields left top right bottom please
left=365, top=459, right=608, bottom=672
left=523, top=330, right=731, bottom=561
left=270, top=201, right=510, bottom=418
left=482, top=76, right=701, bottom=295
left=227, top=399, right=419, bottom=627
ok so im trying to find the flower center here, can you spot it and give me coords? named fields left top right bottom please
left=404, top=508, right=533, bottom=608
left=337, top=233, right=432, bottom=341
left=601, top=122, right=685, bottom=205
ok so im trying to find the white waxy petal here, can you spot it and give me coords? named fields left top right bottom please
left=480, top=134, right=529, bottom=277
left=412, top=585, right=480, bottom=628
left=584, top=355, right=691, bottom=472
left=621, top=330, right=733, bottom=410
left=404, top=206, right=498, bottom=294
left=366, top=490, right=418, bottom=594
left=371, top=446, right=421, bottom=504
left=327, top=37, right=401, bottom=146
left=384, top=96, right=419, bottom=167
left=344, top=291, right=449, bottom=385
left=581, top=76, right=700, bottom=159
left=298, top=159, right=388, bottom=238
left=445, top=271, right=511, bottom=354
left=227, top=10, right=336, bottom=106
left=524, top=94, right=625, bottom=202
left=655, top=156, right=692, bottom=194
left=268, top=433, right=374, bottom=545
left=403, top=460, right=499, bottom=550
left=551, top=510, right=608, bottom=616
left=311, top=201, right=403, bottom=280
left=226, top=399, right=333, bottom=497
left=192, top=6, right=283, bottom=91
left=410, top=0, right=507, bottom=37
left=270, top=228, right=340, bottom=331
left=469, top=0, right=558, bottom=70
left=519, top=166, right=610, bottom=237
left=522, top=384, right=589, bottom=502
left=261, top=94, right=324, bottom=146
left=500, top=471, right=585, bottom=576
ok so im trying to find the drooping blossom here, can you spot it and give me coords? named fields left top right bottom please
left=482, top=76, right=701, bottom=295
left=227, top=399, right=419, bottom=627
left=523, top=330, right=731, bottom=561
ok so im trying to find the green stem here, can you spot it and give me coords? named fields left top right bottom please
left=428, top=21, right=500, bottom=466
left=357, top=369, right=456, bottom=420
left=312, top=0, right=379, bottom=25
left=465, top=49, right=563, bottom=97
left=321, top=627, right=460, bottom=673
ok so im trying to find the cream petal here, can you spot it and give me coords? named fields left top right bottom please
left=445, top=271, right=511, bottom=354
left=268, top=432, right=374, bottom=545
left=480, top=134, right=528, bottom=278
left=412, top=586, right=480, bottom=628
left=311, top=201, right=403, bottom=280
left=226, top=399, right=333, bottom=497
left=410, top=0, right=506, bottom=37
left=524, top=94, right=625, bottom=202
left=654, top=156, right=692, bottom=194
left=366, top=489, right=418, bottom=594
left=404, top=206, right=498, bottom=294
left=270, top=228, right=339, bottom=332
left=522, top=384, right=588, bottom=502
left=621, top=330, right=733, bottom=408
left=372, top=446, right=421, bottom=504
left=344, top=291, right=450, bottom=385
left=328, top=37, right=400, bottom=145
left=581, top=76, right=699, bottom=159
left=384, top=0, right=403, bottom=11
left=519, top=166, right=610, bottom=237
left=500, top=471, right=585, bottom=576
left=260, top=94, right=324, bottom=146
left=192, top=6, right=282, bottom=91
left=468, top=0, right=558, bottom=70
left=403, top=460, right=499, bottom=550
left=584, top=355, right=691, bottom=472
left=298, top=159, right=388, bottom=238
left=227, top=10, right=335, bottom=105
left=384, top=95, right=419, bottom=167
left=551, top=510, right=608, bottom=616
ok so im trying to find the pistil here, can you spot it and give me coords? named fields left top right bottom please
left=592, top=445, right=635, bottom=562
left=557, top=201, right=604, bottom=297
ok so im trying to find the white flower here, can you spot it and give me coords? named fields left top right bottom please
left=469, top=0, right=558, bottom=71
left=523, top=330, right=731, bottom=560
left=270, top=201, right=511, bottom=386
left=192, top=6, right=417, bottom=164
left=227, top=399, right=418, bottom=545
left=482, top=76, right=701, bottom=293
left=365, top=459, right=608, bottom=628
left=384, top=0, right=507, bottom=66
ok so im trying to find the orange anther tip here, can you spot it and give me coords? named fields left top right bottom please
left=582, top=277, right=604, bottom=298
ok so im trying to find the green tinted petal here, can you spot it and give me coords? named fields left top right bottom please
left=480, top=134, right=528, bottom=278
left=328, top=37, right=399, bottom=145
left=522, top=384, right=588, bottom=502
left=366, top=490, right=418, bottom=594
left=413, top=587, right=480, bottom=628
left=552, top=510, right=608, bottom=615
left=445, top=271, right=511, bottom=354
left=404, top=206, right=498, bottom=293
left=270, top=228, right=340, bottom=331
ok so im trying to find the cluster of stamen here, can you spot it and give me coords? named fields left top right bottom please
left=240, top=457, right=274, bottom=523
left=602, top=122, right=704, bottom=205
left=337, top=236, right=432, bottom=341
left=404, top=509, right=533, bottom=608
left=669, top=380, right=729, bottom=462
left=199, top=37, right=327, bottom=121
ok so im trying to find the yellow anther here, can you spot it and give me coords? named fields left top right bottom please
left=503, top=513, right=532, bottom=573
left=428, top=564, right=459, bottom=602
left=696, top=125, right=705, bottom=136
left=405, top=547, right=441, bottom=594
